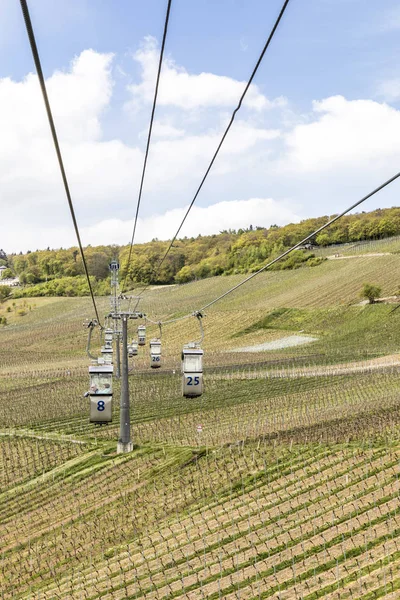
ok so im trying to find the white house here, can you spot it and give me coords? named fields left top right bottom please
left=0, top=265, right=19, bottom=287
left=0, top=278, right=19, bottom=287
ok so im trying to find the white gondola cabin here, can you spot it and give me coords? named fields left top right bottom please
left=128, top=340, right=138, bottom=357
left=150, top=338, right=161, bottom=368
left=138, top=325, right=146, bottom=346
left=182, top=344, right=203, bottom=397
left=88, top=364, right=113, bottom=423
left=101, top=346, right=113, bottom=364
left=104, top=328, right=114, bottom=345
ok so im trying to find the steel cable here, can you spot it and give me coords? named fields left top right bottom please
left=137, top=0, right=291, bottom=297
left=121, top=0, right=173, bottom=293
left=19, top=0, right=101, bottom=324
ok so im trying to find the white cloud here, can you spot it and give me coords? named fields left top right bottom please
left=0, top=50, right=113, bottom=145
left=47, top=50, right=114, bottom=142
left=376, top=78, right=400, bottom=102
left=2, top=37, right=400, bottom=256
left=0, top=197, right=299, bottom=253
left=0, top=49, right=122, bottom=199
left=145, top=121, right=280, bottom=187
left=0, top=45, right=285, bottom=254
left=127, top=36, right=286, bottom=111
left=284, top=95, right=400, bottom=172
left=0, top=49, right=146, bottom=228
left=140, top=120, right=185, bottom=139
left=81, top=197, right=300, bottom=247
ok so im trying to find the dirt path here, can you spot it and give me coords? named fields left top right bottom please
left=232, top=335, right=318, bottom=353
left=0, top=428, right=87, bottom=444
left=327, top=252, right=392, bottom=259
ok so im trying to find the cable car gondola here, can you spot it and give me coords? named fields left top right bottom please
left=138, top=325, right=146, bottom=346
left=104, top=328, right=114, bottom=346
left=88, top=364, right=113, bottom=423
left=182, top=343, right=203, bottom=397
left=150, top=338, right=161, bottom=368
left=101, top=346, right=113, bottom=364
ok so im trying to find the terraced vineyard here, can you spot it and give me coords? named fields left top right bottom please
left=1, top=248, right=400, bottom=598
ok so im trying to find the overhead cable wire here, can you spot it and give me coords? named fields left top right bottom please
left=137, top=0, right=291, bottom=297
left=19, top=0, right=101, bottom=324
left=149, top=171, right=400, bottom=325
left=121, top=0, right=172, bottom=293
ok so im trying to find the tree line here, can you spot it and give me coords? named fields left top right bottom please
left=1, top=206, right=399, bottom=297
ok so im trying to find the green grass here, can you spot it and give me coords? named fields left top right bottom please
left=232, top=303, right=400, bottom=362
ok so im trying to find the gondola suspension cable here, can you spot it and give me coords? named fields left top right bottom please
left=121, top=0, right=173, bottom=294
left=137, top=0, right=292, bottom=298
left=19, top=0, right=101, bottom=325
left=147, top=171, right=400, bottom=326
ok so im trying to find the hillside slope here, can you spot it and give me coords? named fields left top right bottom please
left=1, top=250, right=400, bottom=599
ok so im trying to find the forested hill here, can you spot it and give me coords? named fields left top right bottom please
left=1, top=206, right=400, bottom=297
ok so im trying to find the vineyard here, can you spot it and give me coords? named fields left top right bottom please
left=2, top=241, right=400, bottom=599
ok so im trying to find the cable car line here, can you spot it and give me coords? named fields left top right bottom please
left=18, top=1, right=398, bottom=424
left=147, top=170, right=400, bottom=325
left=19, top=0, right=101, bottom=325
left=85, top=170, right=400, bottom=435
left=121, top=0, right=173, bottom=294
left=136, top=0, right=292, bottom=298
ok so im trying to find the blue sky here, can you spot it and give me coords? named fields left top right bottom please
left=4, top=0, right=398, bottom=106
left=1, top=0, right=400, bottom=252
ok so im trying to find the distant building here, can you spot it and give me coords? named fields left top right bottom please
left=0, top=265, right=19, bottom=286
left=0, top=277, right=19, bottom=287
left=0, top=266, right=19, bottom=287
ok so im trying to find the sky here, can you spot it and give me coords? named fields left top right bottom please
left=1, top=0, right=400, bottom=253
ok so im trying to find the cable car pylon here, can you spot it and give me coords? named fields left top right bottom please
left=109, top=260, right=122, bottom=379
left=118, top=313, right=134, bottom=453
left=107, top=261, right=145, bottom=453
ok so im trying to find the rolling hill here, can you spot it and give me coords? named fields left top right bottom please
left=1, top=236, right=400, bottom=599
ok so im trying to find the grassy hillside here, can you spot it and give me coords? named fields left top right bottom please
left=1, top=249, right=400, bottom=598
